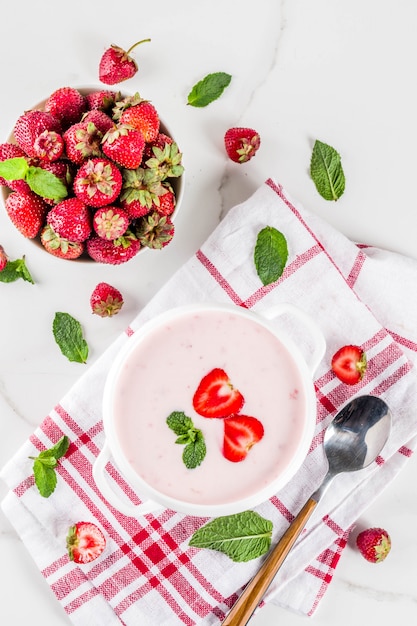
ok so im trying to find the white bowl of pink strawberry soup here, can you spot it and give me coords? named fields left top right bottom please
left=93, top=302, right=326, bottom=517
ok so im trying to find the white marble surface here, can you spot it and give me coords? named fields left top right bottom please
left=1, top=0, right=417, bottom=623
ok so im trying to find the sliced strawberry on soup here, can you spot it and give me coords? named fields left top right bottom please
left=223, top=415, right=264, bottom=462
left=193, top=368, right=244, bottom=418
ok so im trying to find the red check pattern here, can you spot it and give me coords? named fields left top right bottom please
left=2, top=179, right=417, bottom=625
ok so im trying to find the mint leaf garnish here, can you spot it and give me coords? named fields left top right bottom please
left=0, top=257, right=34, bottom=283
left=187, top=72, right=232, bottom=107
left=310, top=139, right=345, bottom=201
left=29, top=435, right=70, bottom=497
left=189, top=510, right=273, bottom=562
left=166, top=411, right=206, bottom=469
left=53, top=312, right=89, bottom=363
left=0, top=157, right=68, bottom=201
left=254, top=226, right=288, bottom=286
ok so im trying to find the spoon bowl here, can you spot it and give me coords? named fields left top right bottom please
left=221, top=394, right=392, bottom=625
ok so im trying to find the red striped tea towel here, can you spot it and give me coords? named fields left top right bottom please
left=2, top=178, right=417, bottom=625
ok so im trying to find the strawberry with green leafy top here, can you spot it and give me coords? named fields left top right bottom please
left=331, top=345, right=367, bottom=385
left=5, top=190, right=48, bottom=238
left=40, top=225, right=85, bottom=260
left=135, top=211, right=174, bottom=249
left=356, top=527, right=391, bottom=563
left=73, top=157, right=122, bottom=207
left=101, top=124, right=145, bottom=169
left=63, top=121, right=104, bottom=164
left=224, top=127, right=261, bottom=163
left=90, top=282, right=124, bottom=317
left=99, top=39, right=151, bottom=85
left=223, top=415, right=264, bottom=462
left=193, top=368, right=245, bottom=418
left=66, top=521, right=106, bottom=564
left=86, top=231, right=140, bottom=264
left=93, top=206, right=129, bottom=239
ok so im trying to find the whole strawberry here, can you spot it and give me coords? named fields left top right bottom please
left=99, top=38, right=151, bottom=85
left=85, top=89, right=118, bottom=112
left=63, top=121, right=104, bottom=164
left=0, top=245, right=7, bottom=271
left=331, top=345, right=367, bottom=385
left=40, top=225, right=84, bottom=260
left=224, top=127, right=261, bottom=163
left=44, top=87, right=88, bottom=129
left=66, top=521, right=106, bottom=564
left=356, top=527, right=391, bottom=563
left=86, top=231, right=141, bottom=264
left=0, top=143, right=30, bottom=193
left=93, top=206, right=129, bottom=240
left=13, top=110, right=62, bottom=158
left=47, top=198, right=92, bottom=242
left=73, top=158, right=122, bottom=207
left=101, top=124, right=145, bottom=169
left=5, top=190, right=48, bottom=238
left=32, top=129, right=64, bottom=162
left=119, top=100, right=160, bottom=143
left=90, top=282, right=124, bottom=317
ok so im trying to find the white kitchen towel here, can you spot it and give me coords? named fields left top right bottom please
left=1, top=178, right=417, bottom=625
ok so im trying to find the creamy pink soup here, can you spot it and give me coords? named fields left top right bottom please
left=113, top=309, right=307, bottom=506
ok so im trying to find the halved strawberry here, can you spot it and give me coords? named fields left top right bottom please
left=331, top=344, right=367, bottom=385
left=66, top=521, right=106, bottom=564
left=223, top=415, right=264, bottom=462
left=192, top=368, right=244, bottom=418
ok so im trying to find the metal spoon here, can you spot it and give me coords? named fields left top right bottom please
left=221, top=394, right=391, bottom=626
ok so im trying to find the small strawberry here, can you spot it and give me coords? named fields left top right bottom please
left=224, top=127, right=261, bottom=163
left=120, top=167, right=166, bottom=218
left=44, top=87, right=88, bottom=129
left=93, top=206, right=129, bottom=239
left=85, top=89, right=118, bottom=112
left=66, top=521, right=106, bottom=564
left=151, top=187, right=176, bottom=216
left=223, top=415, right=264, bottom=462
left=47, top=198, right=92, bottom=242
left=119, top=100, right=160, bottom=143
left=5, top=190, right=48, bottom=238
left=13, top=110, right=62, bottom=158
left=356, top=527, right=391, bottom=563
left=40, top=225, right=84, bottom=260
left=101, top=124, right=145, bottom=169
left=63, top=121, right=104, bottom=165
left=0, top=245, right=8, bottom=271
left=145, top=140, right=184, bottom=180
left=99, top=38, right=151, bottom=85
left=32, top=130, right=64, bottom=162
left=135, top=211, right=174, bottom=249
left=331, top=345, right=367, bottom=385
left=82, top=110, right=114, bottom=134
left=0, top=143, right=30, bottom=193
left=86, top=231, right=141, bottom=264
left=90, top=282, right=124, bottom=317
left=73, top=158, right=123, bottom=208
left=143, top=132, right=173, bottom=160
left=192, top=368, right=244, bottom=418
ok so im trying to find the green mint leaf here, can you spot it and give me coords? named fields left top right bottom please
left=310, top=139, right=345, bottom=201
left=254, top=226, right=288, bottom=286
left=35, top=453, right=58, bottom=467
left=0, top=157, right=29, bottom=181
left=53, top=312, right=89, bottom=363
left=0, top=257, right=34, bottom=284
left=182, top=431, right=206, bottom=469
left=26, top=166, right=68, bottom=201
left=167, top=411, right=206, bottom=468
left=49, top=434, right=70, bottom=459
left=189, top=510, right=273, bottom=562
left=33, top=459, right=58, bottom=497
left=187, top=72, right=232, bottom=107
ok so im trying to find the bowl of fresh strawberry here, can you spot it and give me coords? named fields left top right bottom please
left=0, top=86, right=184, bottom=264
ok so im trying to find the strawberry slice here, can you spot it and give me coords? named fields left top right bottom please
left=331, top=345, right=367, bottom=385
left=223, top=415, right=264, bottom=462
left=193, top=368, right=244, bottom=418
left=66, top=521, right=106, bottom=564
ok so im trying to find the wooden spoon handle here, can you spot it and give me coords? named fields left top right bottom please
left=221, top=497, right=317, bottom=626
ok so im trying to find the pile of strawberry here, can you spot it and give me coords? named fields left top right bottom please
left=0, top=86, right=184, bottom=263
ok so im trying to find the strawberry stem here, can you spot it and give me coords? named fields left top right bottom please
left=126, top=38, right=151, bottom=55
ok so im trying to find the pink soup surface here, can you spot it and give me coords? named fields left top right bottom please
left=113, top=309, right=308, bottom=505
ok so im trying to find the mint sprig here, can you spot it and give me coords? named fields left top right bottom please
left=189, top=510, right=273, bottom=562
left=187, top=72, right=232, bottom=107
left=166, top=411, right=206, bottom=469
left=254, top=226, right=288, bottom=286
left=29, top=435, right=70, bottom=497
left=310, top=139, right=345, bottom=201
left=0, top=257, right=34, bottom=284
left=0, top=157, right=68, bottom=201
left=53, top=312, right=89, bottom=363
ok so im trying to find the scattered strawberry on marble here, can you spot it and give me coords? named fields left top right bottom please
left=331, top=344, right=367, bottom=385
left=99, top=39, right=151, bottom=85
left=66, top=521, right=106, bottom=564
left=356, top=527, right=391, bottom=563
left=224, top=127, right=261, bottom=163
left=90, top=282, right=124, bottom=317
left=0, top=86, right=184, bottom=263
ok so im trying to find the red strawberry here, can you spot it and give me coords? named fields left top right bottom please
left=101, top=124, right=145, bottom=169
left=13, top=110, right=62, bottom=158
left=93, top=206, right=129, bottom=240
left=66, top=521, right=106, bottom=564
left=120, top=101, right=160, bottom=143
left=99, top=39, right=151, bottom=85
left=0, top=143, right=30, bottom=193
left=135, top=211, right=174, bottom=249
left=143, top=132, right=173, bottom=160
left=40, top=225, right=85, bottom=260
left=90, top=282, right=124, bottom=317
left=223, top=415, right=264, bottom=462
left=0, top=245, right=7, bottom=271
left=5, top=190, right=48, bottom=238
left=63, top=121, right=104, bottom=165
left=224, top=127, right=261, bottom=163
left=151, top=188, right=176, bottom=216
left=82, top=110, right=114, bottom=134
left=192, top=368, right=244, bottom=418
left=73, top=158, right=122, bottom=207
left=47, top=198, right=92, bottom=242
left=44, top=87, right=88, bottom=129
left=85, top=89, right=118, bottom=112
left=86, top=232, right=141, bottom=264
left=331, top=345, right=367, bottom=385
left=32, top=130, right=64, bottom=162
left=356, top=527, right=391, bottom=563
